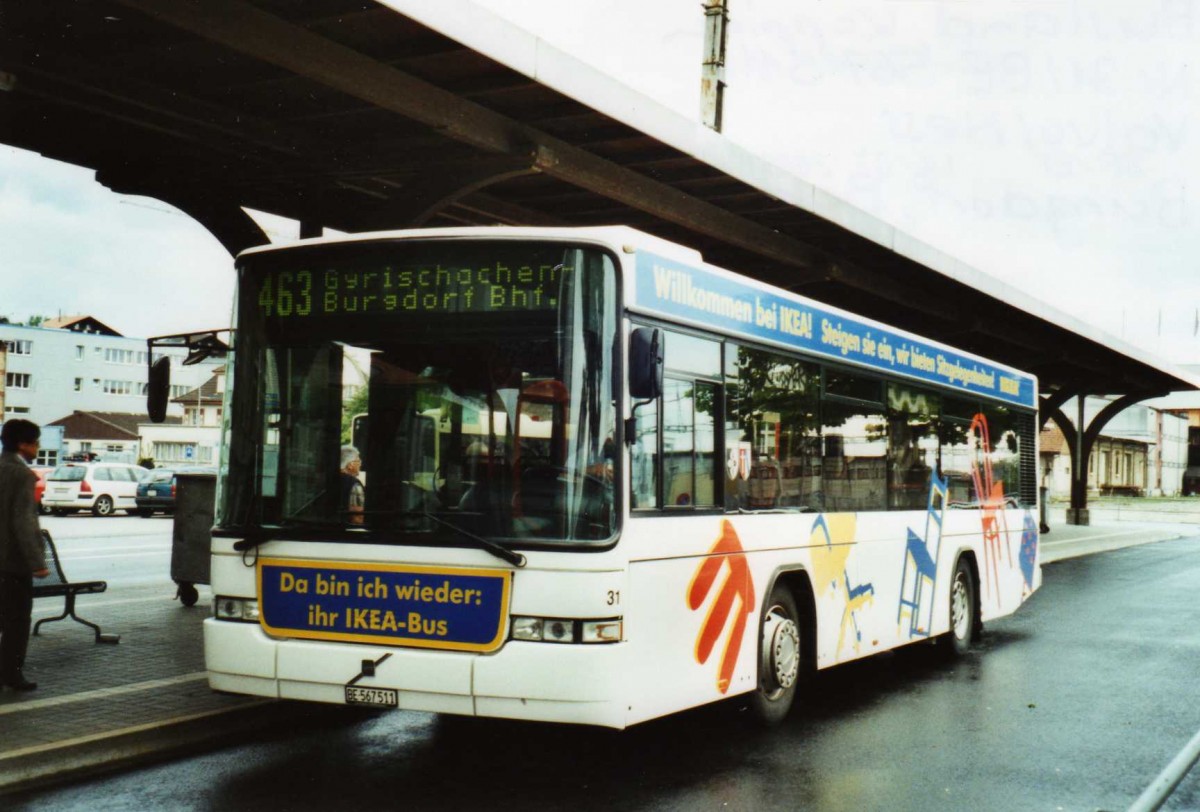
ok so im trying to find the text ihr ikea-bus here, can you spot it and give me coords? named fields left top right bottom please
left=279, top=572, right=485, bottom=637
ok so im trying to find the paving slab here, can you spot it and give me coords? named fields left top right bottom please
left=0, top=585, right=300, bottom=795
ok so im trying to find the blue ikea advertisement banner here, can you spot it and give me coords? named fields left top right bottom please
left=258, top=559, right=512, bottom=652
left=631, top=251, right=1035, bottom=408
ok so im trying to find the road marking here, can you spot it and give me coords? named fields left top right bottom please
left=43, top=531, right=171, bottom=541
left=0, top=672, right=208, bottom=717
left=1042, top=529, right=1169, bottom=547
left=32, top=594, right=189, bottom=615
left=59, top=550, right=171, bottom=561
left=0, top=701, right=270, bottom=762
left=56, top=545, right=171, bottom=554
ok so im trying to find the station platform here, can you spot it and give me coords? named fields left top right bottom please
left=0, top=584, right=342, bottom=796
left=2, top=513, right=1198, bottom=795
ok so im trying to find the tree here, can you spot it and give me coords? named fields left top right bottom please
left=341, top=386, right=370, bottom=444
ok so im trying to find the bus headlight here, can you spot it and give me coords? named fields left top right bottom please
left=511, top=616, right=544, bottom=641
left=214, top=596, right=260, bottom=622
left=510, top=616, right=622, bottom=644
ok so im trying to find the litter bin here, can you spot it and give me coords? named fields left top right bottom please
left=171, top=472, right=216, bottom=607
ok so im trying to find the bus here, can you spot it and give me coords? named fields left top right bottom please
left=182, top=226, right=1040, bottom=729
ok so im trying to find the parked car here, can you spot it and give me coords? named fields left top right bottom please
left=32, top=467, right=53, bottom=515
left=136, top=467, right=217, bottom=516
left=43, top=462, right=151, bottom=517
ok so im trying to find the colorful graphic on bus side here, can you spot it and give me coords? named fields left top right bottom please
left=687, top=521, right=756, bottom=694
left=257, top=559, right=512, bottom=652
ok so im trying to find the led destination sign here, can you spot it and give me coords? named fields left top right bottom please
left=254, top=256, right=569, bottom=320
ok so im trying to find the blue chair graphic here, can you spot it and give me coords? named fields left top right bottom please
left=897, top=472, right=947, bottom=638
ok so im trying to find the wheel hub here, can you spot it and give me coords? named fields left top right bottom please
left=761, top=608, right=800, bottom=692
left=951, top=573, right=970, bottom=640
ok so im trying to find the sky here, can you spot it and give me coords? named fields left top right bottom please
left=1, top=0, right=1197, bottom=363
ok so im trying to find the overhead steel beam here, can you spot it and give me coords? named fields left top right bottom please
left=0, top=35, right=311, bottom=162
left=453, top=192, right=569, bottom=227
left=360, top=160, right=540, bottom=229
left=99, top=179, right=271, bottom=257
left=116, top=0, right=829, bottom=276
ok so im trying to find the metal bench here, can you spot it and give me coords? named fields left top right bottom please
left=31, top=530, right=120, bottom=644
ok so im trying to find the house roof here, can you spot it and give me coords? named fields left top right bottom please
left=47, top=411, right=180, bottom=441
left=42, top=315, right=123, bottom=337
left=1040, top=425, right=1066, bottom=455
left=173, top=372, right=224, bottom=406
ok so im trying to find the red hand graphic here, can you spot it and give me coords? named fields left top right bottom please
left=688, top=521, right=756, bottom=694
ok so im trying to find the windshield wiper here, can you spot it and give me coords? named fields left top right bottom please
left=231, top=513, right=526, bottom=568
left=407, top=510, right=526, bottom=568
left=229, top=517, right=365, bottom=551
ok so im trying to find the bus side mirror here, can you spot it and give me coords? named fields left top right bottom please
left=629, top=327, right=664, bottom=400
left=147, top=356, right=171, bottom=424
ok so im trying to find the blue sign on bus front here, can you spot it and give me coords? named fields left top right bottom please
left=631, top=251, right=1036, bottom=409
left=257, top=559, right=512, bottom=652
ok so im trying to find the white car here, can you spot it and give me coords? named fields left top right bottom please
left=43, top=462, right=151, bottom=517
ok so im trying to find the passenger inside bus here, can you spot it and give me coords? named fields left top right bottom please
left=340, top=444, right=365, bottom=525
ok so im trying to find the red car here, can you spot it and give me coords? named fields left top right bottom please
left=32, top=467, right=52, bottom=515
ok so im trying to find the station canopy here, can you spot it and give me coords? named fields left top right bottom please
left=2, top=0, right=1195, bottom=407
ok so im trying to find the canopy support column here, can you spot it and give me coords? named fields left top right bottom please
left=1044, top=391, right=1165, bottom=526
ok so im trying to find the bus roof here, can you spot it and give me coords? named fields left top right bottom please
left=239, top=225, right=1036, bottom=409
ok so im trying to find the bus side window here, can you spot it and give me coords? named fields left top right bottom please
left=725, top=344, right=820, bottom=512
left=886, top=384, right=940, bottom=510
left=981, top=404, right=1022, bottom=504
left=822, top=371, right=886, bottom=512
left=630, top=394, right=659, bottom=509
left=939, top=397, right=982, bottom=505
left=661, top=379, right=717, bottom=508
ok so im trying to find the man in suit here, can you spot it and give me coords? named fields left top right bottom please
left=0, top=419, right=50, bottom=691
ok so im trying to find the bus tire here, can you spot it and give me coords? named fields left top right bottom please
left=945, top=556, right=978, bottom=658
left=749, top=581, right=802, bottom=726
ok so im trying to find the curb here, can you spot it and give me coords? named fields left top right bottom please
left=0, top=699, right=348, bottom=797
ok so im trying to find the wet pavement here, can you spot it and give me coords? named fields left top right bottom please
left=4, top=516, right=1200, bottom=810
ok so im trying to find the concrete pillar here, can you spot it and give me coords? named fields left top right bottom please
left=700, top=0, right=729, bottom=131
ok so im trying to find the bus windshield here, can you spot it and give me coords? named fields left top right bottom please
left=220, top=240, right=619, bottom=548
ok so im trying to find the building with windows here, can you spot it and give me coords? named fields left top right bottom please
left=45, top=411, right=182, bottom=465
left=1147, top=384, right=1200, bottom=496
left=138, top=368, right=225, bottom=468
left=1040, top=395, right=1188, bottom=498
left=0, top=320, right=217, bottom=426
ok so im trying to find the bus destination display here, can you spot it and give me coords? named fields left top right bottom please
left=255, top=260, right=569, bottom=319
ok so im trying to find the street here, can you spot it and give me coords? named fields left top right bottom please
left=5, top=519, right=1200, bottom=811
left=39, top=515, right=177, bottom=589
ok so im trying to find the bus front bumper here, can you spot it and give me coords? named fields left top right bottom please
left=204, top=618, right=628, bottom=729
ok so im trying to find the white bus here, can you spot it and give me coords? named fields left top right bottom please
left=193, top=226, right=1040, bottom=729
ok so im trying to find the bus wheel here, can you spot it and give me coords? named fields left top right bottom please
left=946, top=557, right=977, bottom=658
left=749, top=582, right=801, bottom=726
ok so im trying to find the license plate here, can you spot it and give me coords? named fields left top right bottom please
left=344, top=686, right=398, bottom=707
